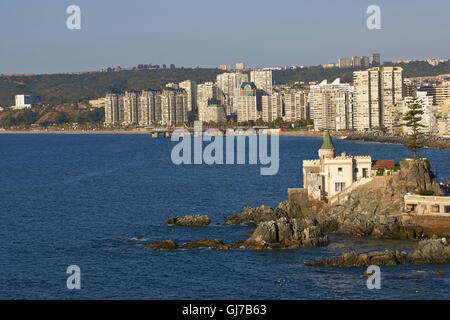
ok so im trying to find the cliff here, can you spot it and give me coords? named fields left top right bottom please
left=318, top=159, right=444, bottom=238
left=226, top=159, right=447, bottom=239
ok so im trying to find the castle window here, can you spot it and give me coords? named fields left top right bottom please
left=338, top=167, right=343, bottom=175
left=363, top=168, right=368, bottom=178
left=335, top=182, right=346, bottom=192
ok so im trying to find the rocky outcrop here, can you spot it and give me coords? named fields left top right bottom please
left=224, top=205, right=283, bottom=226
left=145, top=240, right=177, bottom=250
left=242, top=217, right=328, bottom=250
left=166, top=214, right=211, bottom=227
left=315, top=159, right=443, bottom=239
left=409, top=238, right=450, bottom=263
left=182, top=239, right=230, bottom=250
left=224, top=201, right=317, bottom=226
left=309, top=238, right=450, bottom=267
left=226, top=160, right=445, bottom=239
left=391, top=160, right=443, bottom=196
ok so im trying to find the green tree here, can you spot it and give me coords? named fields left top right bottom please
left=403, top=97, right=424, bottom=160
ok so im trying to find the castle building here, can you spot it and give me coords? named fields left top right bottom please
left=302, top=132, right=372, bottom=200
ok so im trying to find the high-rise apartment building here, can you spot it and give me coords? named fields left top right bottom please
left=261, top=93, right=283, bottom=123
left=295, top=91, right=308, bottom=120
left=309, top=79, right=353, bottom=131
left=250, top=70, right=272, bottom=95
left=105, top=93, right=121, bottom=125
left=13, top=94, right=32, bottom=109
left=437, top=99, right=450, bottom=137
left=361, top=56, right=370, bottom=68
left=218, top=65, right=232, bottom=71
left=138, top=90, right=159, bottom=125
left=283, top=91, right=307, bottom=122
left=353, top=66, right=403, bottom=131
left=179, top=80, right=197, bottom=112
left=123, top=91, right=139, bottom=125
left=418, top=82, right=450, bottom=106
left=235, top=62, right=245, bottom=71
left=403, top=91, right=438, bottom=135
left=216, top=72, right=248, bottom=113
left=371, top=53, right=381, bottom=67
left=352, top=57, right=362, bottom=68
left=160, top=89, right=187, bottom=126
left=237, top=82, right=258, bottom=123
left=403, top=79, right=417, bottom=98
left=198, top=103, right=227, bottom=123
left=338, top=58, right=352, bottom=68
left=197, top=82, right=221, bottom=106
left=104, top=89, right=186, bottom=126
left=283, top=92, right=296, bottom=122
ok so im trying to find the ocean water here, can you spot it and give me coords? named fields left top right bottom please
left=0, top=134, right=449, bottom=300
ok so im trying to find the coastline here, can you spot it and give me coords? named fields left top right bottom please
left=280, top=130, right=450, bottom=150
left=0, top=129, right=150, bottom=134
left=1, top=129, right=450, bottom=150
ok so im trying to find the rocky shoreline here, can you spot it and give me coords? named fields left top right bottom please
left=166, top=214, right=211, bottom=227
left=345, top=133, right=450, bottom=150
left=224, top=159, right=445, bottom=239
left=308, top=238, right=450, bottom=267
left=145, top=160, right=450, bottom=267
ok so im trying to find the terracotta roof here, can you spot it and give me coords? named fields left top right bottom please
left=372, top=160, right=395, bottom=170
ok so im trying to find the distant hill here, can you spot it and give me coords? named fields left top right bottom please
left=1, top=61, right=449, bottom=107
left=0, top=68, right=223, bottom=107
left=272, top=61, right=450, bottom=85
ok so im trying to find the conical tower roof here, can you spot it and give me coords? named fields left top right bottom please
left=320, top=131, right=335, bottom=150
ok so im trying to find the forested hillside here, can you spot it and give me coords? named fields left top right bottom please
left=1, top=61, right=449, bottom=107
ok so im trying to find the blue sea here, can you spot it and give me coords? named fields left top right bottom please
left=0, top=134, right=449, bottom=299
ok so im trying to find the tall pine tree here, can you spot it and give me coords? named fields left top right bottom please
left=403, top=97, right=425, bottom=160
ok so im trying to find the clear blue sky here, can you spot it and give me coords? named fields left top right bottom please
left=1, top=0, right=449, bottom=74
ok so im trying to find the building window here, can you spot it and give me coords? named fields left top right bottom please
left=431, top=205, right=440, bottom=213
left=335, top=182, right=346, bottom=192
left=363, top=168, right=368, bottom=178
left=338, top=167, right=343, bottom=175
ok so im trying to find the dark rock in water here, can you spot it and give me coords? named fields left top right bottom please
left=224, top=205, right=280, bottom=226
left=228, top=240, right=246, bottom=250
left=308, top=238, right=450, bottom=267
left=224, top=201, right=313, bottom=226
left=145, top=240, right=177, bottom=250
left=409, top=238, right=450, bottom=263
left=182, top=239, right=230, bottom=250
left=243, top=217, right=328, bottom=250
left=309, top=250, right=409, bottom=267
left=166, top=214, right=211, bottom=227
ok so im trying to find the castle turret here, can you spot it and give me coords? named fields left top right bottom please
left=318, top=131, right=335, bottom=161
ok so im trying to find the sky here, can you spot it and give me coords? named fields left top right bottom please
left=1, top=0, right=449, bottom=74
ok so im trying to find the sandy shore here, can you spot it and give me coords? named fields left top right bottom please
left=0, top=129, right=325, bottom=136
left=0, top=129, right=328, bottom=137
left=0, top=129, right=151, bottom=134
